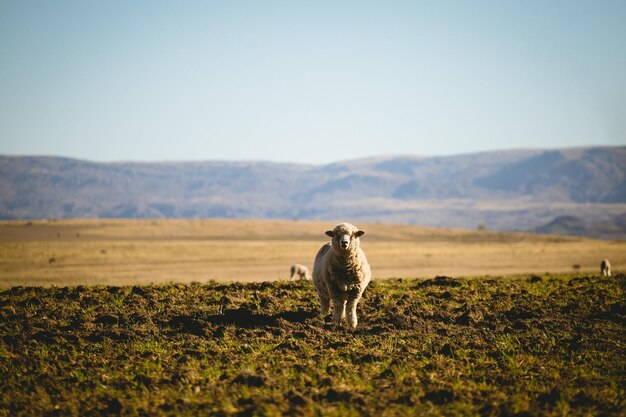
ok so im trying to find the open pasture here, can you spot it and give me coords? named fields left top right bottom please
left=1, top=219, right=624, bottom=415
left=1, top=274, right=624, bottom=416
left=1, top=219, right=625, bottom=286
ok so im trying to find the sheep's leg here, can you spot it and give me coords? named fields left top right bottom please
left=328, top=284, right=347, bottom=324
left=331, top=298, right=346, bottom=324
left=346, top=295, right=361, bottom=329
left=319, top=293, right=330, bottom=316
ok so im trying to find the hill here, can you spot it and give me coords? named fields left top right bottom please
left=535, top=213, right=626, bottom=239
left=1, top=147, right=625, bottom=238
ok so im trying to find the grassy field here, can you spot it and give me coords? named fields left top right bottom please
left=1, top=219, right=625, bottom=286
left=1, top=274, right=624, bottom=416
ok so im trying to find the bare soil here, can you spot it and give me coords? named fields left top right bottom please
left=1, top=274, right=624, bottom=416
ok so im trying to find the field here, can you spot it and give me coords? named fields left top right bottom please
left=1, top=274, right=624, bottom=416
left=1, top=219, right=625, bottom=415
left=1, top=219, right=625, bottom=286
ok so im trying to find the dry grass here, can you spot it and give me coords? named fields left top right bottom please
left=1, top=219, right=624, bottom=286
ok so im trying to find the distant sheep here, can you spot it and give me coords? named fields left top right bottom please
left=290, top=264, right=311, bottom=281
left=600, top=259, right=611, bottom=277
left=312, top=222, right=371, bottom=328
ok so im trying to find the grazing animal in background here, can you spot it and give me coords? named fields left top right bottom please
left=290, top=264, right=311, bottom=281
left=600, top=259, right=611, bottom=277
left=312, top=222, right=371, bottom=329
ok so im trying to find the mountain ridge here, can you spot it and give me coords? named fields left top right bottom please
left=1, top=146, right=625, bottom=239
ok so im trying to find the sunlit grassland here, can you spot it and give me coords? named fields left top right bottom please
left=1, top=219, right=624, bottom=286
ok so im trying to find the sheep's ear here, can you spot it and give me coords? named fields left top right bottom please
left=355, top=230, right=365, bottom=237
left=325, top=230, right=334, bottom=237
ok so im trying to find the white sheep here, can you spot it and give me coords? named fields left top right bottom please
left=312, top=222, right=371, bottom=329
left=600, top=259, right=611, bottom=277
left=290, top=264, right=312, bottom=281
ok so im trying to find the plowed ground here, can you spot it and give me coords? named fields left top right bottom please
left=1, top=274, right=625, bottom=416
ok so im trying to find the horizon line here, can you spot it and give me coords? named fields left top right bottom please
left=0, top=144, right=623, bottom=166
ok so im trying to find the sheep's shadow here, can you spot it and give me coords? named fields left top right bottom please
left=167, top=307, right=317, bottom=335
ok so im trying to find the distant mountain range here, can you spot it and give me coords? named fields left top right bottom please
left=1, top=147, right=625, bottom=239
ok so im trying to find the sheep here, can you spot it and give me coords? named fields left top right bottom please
left=600, top=259, right=611, bottom=277
left=290, top=264, right=312, bottom=281
left=312, top=222, right=371, bottom=329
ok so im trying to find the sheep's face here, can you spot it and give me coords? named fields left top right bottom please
left=325, top=223, right=365, bottom=253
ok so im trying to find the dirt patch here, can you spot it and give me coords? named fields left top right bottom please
left=1, top=274, right=624, bottom=416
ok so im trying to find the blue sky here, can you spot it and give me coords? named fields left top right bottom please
left=1, top=1, right=625, bottom=164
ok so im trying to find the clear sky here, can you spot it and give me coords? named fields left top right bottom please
left=1, top=1, right=625, bottom=164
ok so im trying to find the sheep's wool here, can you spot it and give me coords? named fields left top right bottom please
left=312, top=223, right=371, bottom=329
